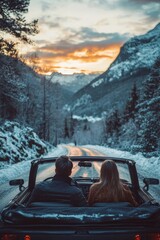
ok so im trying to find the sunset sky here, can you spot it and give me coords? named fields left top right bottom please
left=22, top=0, right=160, bottom=75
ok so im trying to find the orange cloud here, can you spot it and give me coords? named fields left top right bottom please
left=24, top=42, right=121, bottom=75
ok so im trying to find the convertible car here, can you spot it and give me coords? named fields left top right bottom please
left=0, top=156, right=160, bottom=240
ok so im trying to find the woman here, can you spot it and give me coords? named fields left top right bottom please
left=88, top=160, right=137, bottom=206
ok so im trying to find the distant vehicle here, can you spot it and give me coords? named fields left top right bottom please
left=0, top=156, right=160, bottom=240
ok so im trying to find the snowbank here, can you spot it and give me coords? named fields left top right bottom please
left=84, top=145, right=160, bottom=180
left=0, top=121, right=51, bottom=166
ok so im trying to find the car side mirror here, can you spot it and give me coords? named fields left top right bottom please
left=9, top=179, right=25, bottom=191
left=143, top=178, right=159, bottom=191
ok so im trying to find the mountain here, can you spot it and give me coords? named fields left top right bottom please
left=67, top=23, right=160, bottom=116
left=49, top=72, right=98, bottom=93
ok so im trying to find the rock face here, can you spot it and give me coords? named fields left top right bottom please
left=67, top=23, right=160, bottom=116
left=0, top=121, right=51, bottom=165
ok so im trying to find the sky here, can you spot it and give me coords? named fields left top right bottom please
left=22, top=0, right=160, bottom=75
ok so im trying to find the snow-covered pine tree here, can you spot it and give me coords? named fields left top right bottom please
left=105, top=109, right=121, bottom=147
left=50, top=82, right=64, bottom=146
left=123, top=83, right=139, bottom=122
left=0, top=56, right=27, bottom=120
left=64, top=117, right=70, bottom=139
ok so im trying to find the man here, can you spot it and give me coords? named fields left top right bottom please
left=27, top=155, right=87, bottom=207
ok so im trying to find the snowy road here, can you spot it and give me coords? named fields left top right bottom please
left=63, top=145, right=106, bottom=156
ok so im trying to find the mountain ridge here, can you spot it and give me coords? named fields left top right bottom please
left=66, top=23, right=160, bottom=116
left=49, top=72, right=99, bottom=93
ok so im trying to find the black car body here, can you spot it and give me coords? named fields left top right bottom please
left=0, top=156, right=160, bottom=240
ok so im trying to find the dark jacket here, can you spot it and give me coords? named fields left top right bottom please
left=27, top=174, right=87, bottom=207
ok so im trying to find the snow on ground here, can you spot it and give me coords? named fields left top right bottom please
left=0, top=121, right=51, bottom=165
left=84, top=145, right=160, bottom=180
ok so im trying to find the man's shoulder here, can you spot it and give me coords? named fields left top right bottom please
left=70, top=184, right=81, bottom=192
left=69, top=184, right=83, bottom=195
left=35, top=181, right=53, bottom=190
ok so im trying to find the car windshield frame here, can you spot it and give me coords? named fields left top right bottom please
left=28, top=156, right=140, bottom=192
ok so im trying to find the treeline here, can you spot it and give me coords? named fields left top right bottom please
left=0, top=0, right=77, bottom=147
left=0, top=54, right=73, bottom=146
left=0, top=0, right=72, bottom=146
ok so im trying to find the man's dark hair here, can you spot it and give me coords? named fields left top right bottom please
left=55, top=155, right=73, bottom=176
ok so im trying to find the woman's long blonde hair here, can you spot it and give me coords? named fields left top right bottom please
left=98, top=160, right=125, bottom=201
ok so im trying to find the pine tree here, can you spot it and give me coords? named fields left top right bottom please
left=124, top=83, right=139, bottom=122
left=64, top=118, right=69, bottom=139
left=70, top=117, right=75, bottom=138
left=0, top=39, right=18, bottom=57
left=0, top=0, right=38, bottom=43
left=106, top=109, right=121, bottom=136
left=0, top=58, right=27, bottom=120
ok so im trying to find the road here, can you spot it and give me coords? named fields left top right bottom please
left=63, top=145, right=106, bottom=156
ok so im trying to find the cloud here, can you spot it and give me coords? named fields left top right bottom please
left=38, top=15, right=79, bottom=32
left=40, top=0, right=52, bottom=12
left=24, top=36, right=125, bottom=74
left=38, top=16, right=61, bottom=28
left=25, top=38, right=120, bottom=65
left=24, top=28, right=127, bottom=74
left=144, top=7, right=160, bottom=23
left=114, top=0, right=160, bottom=26
left=38, top=29, right=128, bottom=55
left=130, top=0, right=160, bottom=3
left=35, top=39, right=51, bottom=45
left=105, top=0, right=160, bottom=11
left=24, top=28, right=129, bottom=72
left=79, top=27, right=130, bottom=41
left=83, top=0, right=113, bottom=8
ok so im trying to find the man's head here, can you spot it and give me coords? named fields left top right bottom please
left=55, top=155, right=73, bottom=177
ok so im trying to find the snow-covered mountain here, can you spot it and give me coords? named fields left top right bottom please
left=49, top=72, right=98, bottom=93
left=67, top=23, right=160, bottom=116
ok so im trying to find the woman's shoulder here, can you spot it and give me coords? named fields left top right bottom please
left=122, top=184, right=138, bottom=207
left=122, top=184, right=131, bottom=191
left=90, top=182, right=101, bottom=190
left=123, top=184, right=133, bottom=195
